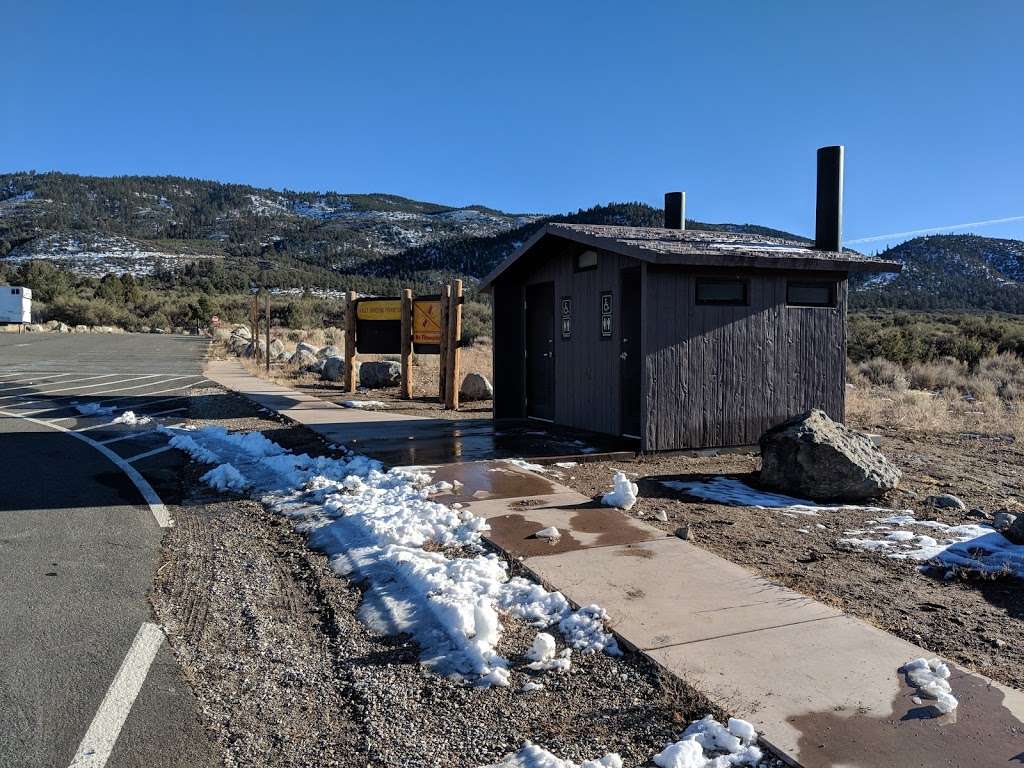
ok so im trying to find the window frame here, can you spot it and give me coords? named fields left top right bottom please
left=786, top=280, right=837, bottom=308
left=574, top=249, right=598, bottom=273
left=694, top=277, right=749, bottom=307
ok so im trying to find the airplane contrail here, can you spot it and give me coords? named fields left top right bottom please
left=846, top=215, right=1024, bottom=244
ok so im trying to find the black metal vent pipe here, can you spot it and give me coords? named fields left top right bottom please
left=664, top=191, right=685, bottom=230
left=815, top=145, right=844, bottom=251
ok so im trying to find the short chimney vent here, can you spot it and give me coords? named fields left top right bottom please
left=815, top=145, right=844, bottom=251
left=664, top=191, right=685, bottom=230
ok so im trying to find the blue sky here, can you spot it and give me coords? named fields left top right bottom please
left=4, top=1, right=1023, bottom=251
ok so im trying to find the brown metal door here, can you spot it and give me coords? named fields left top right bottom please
left=620, top=268, right=642, bottom=436
left=525, top=282, right=555, bottom=421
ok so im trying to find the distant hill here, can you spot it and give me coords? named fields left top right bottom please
left=0, top=171, right=805, bottom=286
left=851, top=234, right=1024, bottom=313
left=3, top=172, right=1023, bottom=314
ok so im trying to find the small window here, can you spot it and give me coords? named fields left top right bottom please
left=576, top=250, right=598, bottom=271
left=695, top=278, right=747, bottom=306
left=787, top=281, right=836, bottom=307
left=12, top=289, right=19, bottom=294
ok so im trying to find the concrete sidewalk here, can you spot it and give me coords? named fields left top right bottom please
left=207, top=359, right=1024, bottom=767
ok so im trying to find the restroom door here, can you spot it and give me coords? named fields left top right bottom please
left=524, top=282, right=555, bottom=421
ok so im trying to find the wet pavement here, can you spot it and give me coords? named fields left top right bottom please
left=344, top=417, right=637, bottom=467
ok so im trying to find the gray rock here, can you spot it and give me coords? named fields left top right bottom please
left=232, top=325, right=253, bottom=340
left=966, top=508, right=990, bottom=520
left=269, top=338, right=286, bottom=361
left=317, top=345, right=340, bottom=360
left=994, top=510, right=1018, bottom=532
left=1007, top=515, right=1024, bottom=545
left=758, top=409, right=902, bottom=501
left=243, top=339, right=266, bottom=358
left=359, top=360, right=401, bottom=389
left=293, top=348, right=319, bottom=370
left=459, top=372, right=493, bottom=401
left=74, top=324, right=89, bottom=333
left=925, top=493, right=966, bottom=510
left=295, top=341, right=319, bottom=357
left=23, top=323, right=45, bottom=332
left=321, top=355, right=350, bottom=381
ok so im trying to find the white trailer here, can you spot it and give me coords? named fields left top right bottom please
left=0, top=286, right=32, bottom=324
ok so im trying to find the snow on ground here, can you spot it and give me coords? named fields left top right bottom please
left=485, top=715, right=766, bottom=768
left=341, top=400, right=388, bottom=409
left=602, top=472, right=638, bottom=510
left=501, top=458, right=547, bottom=472
left=901, top=657, right=958, bottom=715
left=663, top=477, right=899, bottom=516
left=482, top=743, right=623, bottom=768
left=838, top=512, right=1024, bottom=578
left=163, top=425, right=621, bottom=687
left=75, top=402, right=115, bottom=416
left=111, top=410, right=151, bottom=426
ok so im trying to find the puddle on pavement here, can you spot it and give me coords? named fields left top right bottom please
left=343, top=418, right=635, bottom=467
left=426, top=462, right=556, bottom=502
left=483, top=506, right=664, bottom=558
left=787, top=663, right=1024, bottom=767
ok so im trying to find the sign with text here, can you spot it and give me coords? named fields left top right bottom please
left=355, top=297, right=401, bottom=353
left=412, top=296, right=442, bottom=353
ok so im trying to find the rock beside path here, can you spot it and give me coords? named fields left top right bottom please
left=925, top=493, right=966, bottom=511
left=759, top=409, right=902, bottom=501
left=359, top=360, right=401, bottom=389
left=459, top=372, right=493, bottom=401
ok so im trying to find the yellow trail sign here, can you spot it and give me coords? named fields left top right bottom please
left=413, top=299, right=442, bottom=346
left=356, top=299, right=401, bottom=321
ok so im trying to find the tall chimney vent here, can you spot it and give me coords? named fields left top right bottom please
left=664, top=191, right=685, bottom=230
left=815, top=145, right=844, bottom=251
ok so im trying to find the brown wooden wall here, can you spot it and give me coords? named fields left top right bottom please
left=642, top=265, right=848, bottom=451
left=522, top=246, right=633, bottom=434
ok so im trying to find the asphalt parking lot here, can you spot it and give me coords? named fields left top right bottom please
left=0, top=333, right=217, bottom=768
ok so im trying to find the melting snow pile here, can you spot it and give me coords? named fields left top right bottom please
left=482, top=744, right=622, bottom=768
left=663, top=477, right=898, bottom=516
left=535, top=526, right=561, bottom=541
left=164, top=425, right=620, bottom=687
left=653, top=716, right=763, bottom=767
left=838, top=513, right=1024, bottom=578
left=75, top=402, right=115, bottom=416
left=485, top=715, right=765, bottom=768
left=602, top=471, right=638, bottom=510
left=341, top=400, right=387, bottom=409
left=112, top=410, right=151, bottom=426
left=525, top=631, right=572, bottom=673
left=901, top=657, right=958, bottom=715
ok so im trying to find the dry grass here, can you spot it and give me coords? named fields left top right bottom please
left=847, top=354, right=1024, bottom=440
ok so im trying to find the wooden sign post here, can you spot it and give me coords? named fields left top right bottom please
left=400, top=289, right=413, bottom=399
left=344, top=290, right=357, bottom=392
left=444, top=279, right=463, bottom=411
left=437, top=283, right=450, bottom=403
left=264, top=289, right=271, bottom=374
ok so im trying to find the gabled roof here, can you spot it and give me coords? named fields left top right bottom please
left=480, top=223, right=902, bottom=290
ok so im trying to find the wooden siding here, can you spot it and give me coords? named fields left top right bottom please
left=513, top=246, right=636, bottom=434
left=643, top=267, right=847, bottom=451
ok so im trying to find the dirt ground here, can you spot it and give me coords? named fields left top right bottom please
left=560, top=422, right=1024, bottom=692
left=150, top=387, right=769, bottom=767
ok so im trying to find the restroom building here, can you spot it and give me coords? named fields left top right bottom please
left=480, top=146, right=901, bottom=451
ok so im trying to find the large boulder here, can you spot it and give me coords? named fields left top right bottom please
left=359, top=360, right=401, bottom=389
left=321, top=355, right=353, bottom=382
left=317, top=344, right=340, bottom=360
left=293, top=348, right=320, bottom=371
left=460, top=372, right=493, bottom=401
left=295, top=341, right=319, bottom=357
left=268, top=338, right=287, bottom=361
left=243, top=339, right=266, bottom=358
left=759, top=409, right=901, bottom=501
left=232, top=325, right=252, bottom=340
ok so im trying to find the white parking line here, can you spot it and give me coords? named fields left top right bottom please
left=98, top=423, right=187, bottom=446
left=0, top=407, right=173, bottom=528
left=0, top=373, right=77, bottom=391
left=0, top=374, right=139, bottom=400
left=125, top=445, right=173, bottom=463
left=68, top=623, right=164, bottom=768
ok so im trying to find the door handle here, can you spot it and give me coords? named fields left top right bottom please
left=620, top=352, right=628, bottom=360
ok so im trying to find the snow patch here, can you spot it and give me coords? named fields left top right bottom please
left=163, top=425, right=621, bottom=686
left=75, top=402, right=115, bottom=416
left=654, top=715, right=763, bottom=767
left=111, top=410, right=151, bottom=426
left=341, top=400, right=388, bottom=409
left=482, top=744, right=622, bottom=768
left=601, top=471, right=638, bottom=510
left=901, top=657, right=958, bottom=715
left=663, top=477, right=900, bottom=516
